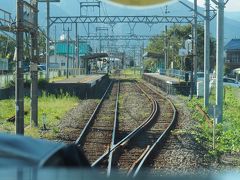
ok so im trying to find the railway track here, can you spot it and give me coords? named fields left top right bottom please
left=74, top=79, right=177, bottom=177
left=109, top=82, right=159, bottom=174
left=116, top=80, right=152, bottom=142
left=75, top=80, right=119, bottom=164
left=132, top=82, right=177, bottom=177
left=105, top=81, right=176, bottom=176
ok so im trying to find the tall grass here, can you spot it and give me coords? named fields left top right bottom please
left=0, top=93, right=79, bottom=139
left=186, top=87, right=240, bottom=155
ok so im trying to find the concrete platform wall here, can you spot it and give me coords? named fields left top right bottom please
left=142, top=74, right=190, bottom=96
left=0, top=87, right=14, bottom=100
left=45, top=74, right=110, bottom=99
left=0, top=75, right=110, bottom=100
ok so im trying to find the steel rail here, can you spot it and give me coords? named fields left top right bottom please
left=92, top=102, right=158, bottom=167
left=133, top=83, right=177, bottom=177
left=75, top=80, right=113, bottom=145
left=107, top=80, right=120, bottom=176
left=91, top=82, right=158, bottom=167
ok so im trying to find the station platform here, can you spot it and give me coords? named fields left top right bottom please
left=47, top=74, right=110, bottom=99
left=53, top=74, right=105, bottom=87
left=143, top=73, right=190, bottom=95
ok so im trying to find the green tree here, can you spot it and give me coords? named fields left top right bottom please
left=0, top=35, right=15, bottom=59
left=0, top=34, right=16, bottom=71
left=38, top=30, right=46, bottom=56
left=144, top=58, right=158, bottom=72
left=146, top=24, right=216, bottom=71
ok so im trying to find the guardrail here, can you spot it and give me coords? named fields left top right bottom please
left=159, top=68, right=188, bottom=80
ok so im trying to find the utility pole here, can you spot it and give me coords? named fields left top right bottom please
left=204, top=0, right=210, bottom=108
left=46, top=0, right=50, bottom=80
left=141, top=41, right=144, bottom=75
left=16, top=0, right=24, bottom=134
left=216, top=0, right=225, bottom=123
left=39, top=0, right=60, bottom=79
left=164, top=5, right=170, bottom=70
left=30, top=0, right=39, bottom=127
left=96, top=27, right=108, bottom=53
left=54, top=25, right=57, bottom=64
left=133, top=46, right=136, bottom=74
left=75, top=23, right=80, bottom=69
left=67, top=27, right=70, bottom=78
left=193, top=0, right=198, bottom=93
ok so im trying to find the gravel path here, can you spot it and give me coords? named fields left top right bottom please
left=143, top=80, right=240, bottom=174
left=58, top=99, right=99, bottom=143
left=117, top=80, right=152, bottom=141
left=142, top=80, right=210, bottom=175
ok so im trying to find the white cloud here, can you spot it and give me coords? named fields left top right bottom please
left=188, top=0, right=240, bottom=12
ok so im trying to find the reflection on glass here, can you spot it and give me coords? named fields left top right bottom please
left=110, top=0, right=172, bottom=6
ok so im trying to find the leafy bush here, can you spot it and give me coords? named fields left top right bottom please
left=186, top=87, right=240, bottom=155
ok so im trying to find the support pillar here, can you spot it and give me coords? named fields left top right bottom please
left=46, top=0, right=50, bottom=80
left=16, top=0, right=24, bottom=134
left=30, top=0, right=39, bottom=127
left=193, top=0, right=198, bottom=93
left=204, top=0, right=210, bottom=108
left=216, top=0, right=225, bottom=123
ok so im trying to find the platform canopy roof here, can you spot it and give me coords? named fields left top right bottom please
left=143, top=52, right=164, bottom=59
left=225, top=39, right=240, bottom=50
left=81, top=53, right=108, bottom=60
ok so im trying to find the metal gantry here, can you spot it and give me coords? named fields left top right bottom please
left=79, top=1, right=101, bottom=16
left=48, top=14, right=195, bottom=76
left=77, top=35, right=159, bottom=41
left=49, top=15, right=194, bottom=27
left=0, top=8, right=14, bottom=32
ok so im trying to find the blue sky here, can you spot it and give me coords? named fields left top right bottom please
left=188, top=0, right=240, bottom=12
left=0, top=0, right=239, bottom=12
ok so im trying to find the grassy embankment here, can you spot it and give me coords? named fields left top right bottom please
left=0, top=93, right=79, bottom=139
left=185, top=87, right=240, bottom=156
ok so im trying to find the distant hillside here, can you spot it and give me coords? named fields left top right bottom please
left=0, top=0, right=69, bottom=25
left=226, top=12, right=240, bottom=22
left=0, top=0, right=239, bottom=43
left=96, top=1, right=240, bottom=43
